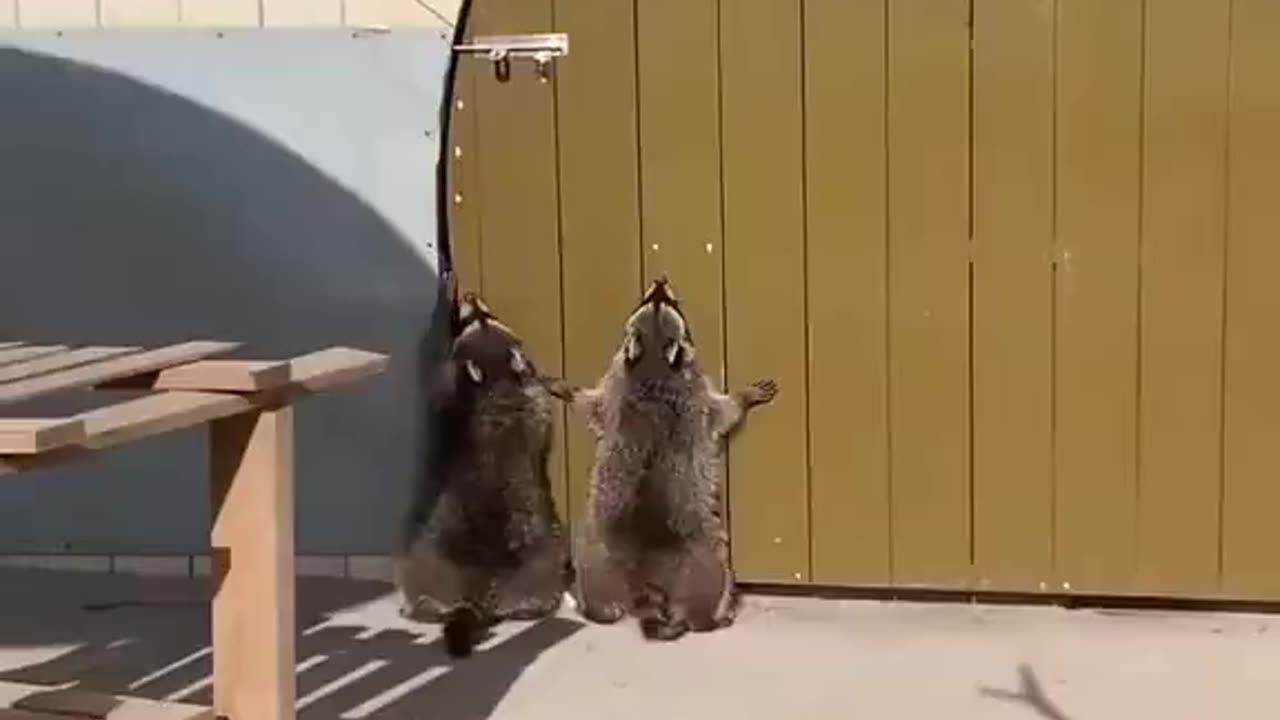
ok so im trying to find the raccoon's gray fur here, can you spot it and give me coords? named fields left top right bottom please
left=548, top=276, right=778, bottom=641
left=394, top=290, right=572, bottom=658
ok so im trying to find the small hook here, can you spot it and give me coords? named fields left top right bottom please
left=494, top=55, right=512, bottom=83
left=533, top=51, right=554, bottom=83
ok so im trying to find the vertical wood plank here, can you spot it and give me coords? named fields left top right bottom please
left=448, top=60, right=484, bottom=295
left=14, top=0, right=96, bottom=27
left=100, top=0, right=179, bottom=26
left=720, top=0, right=809, bottom=584
left=971, top=0, right=1055, bottom=592
left=263, top=0, right=341, bottom=26
left=181, top=0, right=259, bottom=26
left=344, top=0, right=442, bottom=26
left=1, top=0, right=16, bottom=28
left=637, top=0, right=724, bottom=383
left=1054, top=0, right=1143, bottom=594
left=209, top=409, right=296, bottom=720
left=804, top=0, right=890, bottom=585
left=1222, top=0, right=1280, bottom=600
left=554, top=0, right=641, bottom=522
left=886, top=0, right=971, bottom=587
left=471, top=0, right=568, bottom=513
left=1136, top=0, right=1229, bottom=597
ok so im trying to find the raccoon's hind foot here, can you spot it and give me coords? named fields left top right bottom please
left=639, top=615, right=689, bottom=642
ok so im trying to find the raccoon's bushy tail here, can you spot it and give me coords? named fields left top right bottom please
left=443, top=603, right=491, bottom=658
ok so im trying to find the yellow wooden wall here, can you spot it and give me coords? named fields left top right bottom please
left=0, top=0, right=456, bottom=27
left=454, top=0, right=1280, bottom=603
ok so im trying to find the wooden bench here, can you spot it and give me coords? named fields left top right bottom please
left=0, top=340, right=390, bottom=720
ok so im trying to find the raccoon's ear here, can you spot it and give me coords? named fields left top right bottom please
left=464, top=358, right=484, bottom=384
left=509, top=347, right=529, bottom=375
left=624, top=333, right=643, bottom=363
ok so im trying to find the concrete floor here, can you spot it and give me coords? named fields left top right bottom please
left=1, top=567, right=1277, bottom=719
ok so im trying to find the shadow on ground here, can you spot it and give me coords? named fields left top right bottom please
left=978, top=662, right=1073, bottom=720
left=0, top=568, right=583, bottom=719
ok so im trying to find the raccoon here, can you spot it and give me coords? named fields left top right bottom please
left=394, top=290, right=572, bottom=658
left=548, top=276, right=778, bottom=641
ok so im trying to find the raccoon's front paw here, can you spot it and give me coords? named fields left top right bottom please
left=744, top=379, right=779, bottom=407
left=542, top=376, right=580, bottom=402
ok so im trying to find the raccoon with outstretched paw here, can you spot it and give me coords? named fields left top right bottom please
left=550, top=276, right=779, bottom=641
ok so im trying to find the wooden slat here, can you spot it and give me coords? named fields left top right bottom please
left=0, top=346, right=68, bottom=368
left=0, top=347, right=387, bottom=476
left=804, top=0, right=890, bottom=586
left=0, top=343, right=21, bottom=350
left=99, top=0, right=180, bottom=26
left=343, top=0, right=442, bottom=26
left=0, top=347, right=138, bottom=384
left=449, top=58, right=484, bottom=294
left=0, top=419, right=87, bottom=454
left=0, top=0, right=15, bottom=29
left=721, top=0, right=808, bottom=584
left=5, top=683, right=213, bottom=719
left=1054, top=0, right=1143, bottom=594
left=555, top=0, right=642, bottom=522
left=1136, top=0, right=1230, bottom=597
left=471, top=0, right=568, bottom=514
left=638, top=0, right=725, bottom=384
left=971, top=0, right=1055, bottom=592
left=262, top=0, right=339, bottom=25
left=181, top=0, right=260, bottom=26
left=0, top=341, right=239, bottom=405
left=105, top=359, right=292, bottom=392
left=13, top=0, right=97, bottom=27
left=0, top=709, right=76, bottom=720
left=886, top=0, right=972, bottom=587
left=1222, top=0, right=1280, bottom=599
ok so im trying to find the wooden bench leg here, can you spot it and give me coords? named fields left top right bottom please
left=209, top=407, right=296, bottom=720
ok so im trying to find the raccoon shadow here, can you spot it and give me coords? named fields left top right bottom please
left=978, top=662, right=1073, bottom=720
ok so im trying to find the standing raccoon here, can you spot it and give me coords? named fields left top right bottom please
left=550, top=277, right=778, bottom=641
left=394, top=291, right=571, bottom=658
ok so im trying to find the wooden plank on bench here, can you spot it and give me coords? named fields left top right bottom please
left=0, top=419, right=87, bottom=454
left=0, top=346, right=388, bottom=476
left=0, top=346, right=67, bottom=368
left=102, top=359, right=292, bottom=392
left=0, top=347, right=139, bottom=384
left=102, top=346, right=387, bottom=395
left=0, top=392, right=245, bottom=476
left=284, top=346, right=389, bottom=393
left=0, top=342, right=22, bottom=350
left=2, top=682, right=213, bottom=719
left=0, top=341, right=240, bottom=405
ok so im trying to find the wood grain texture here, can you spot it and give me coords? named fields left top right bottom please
left=971, top=0, right=1055, bottom=592
left=1136, top=0, right=1230, bottom=597
left=886, top=0, right=972, bottom=587
left=804, top=0, right=890, bottom=586
left=720, top=0, right=809, bottom=584
left=1054, top=0, right=1143, bottom=594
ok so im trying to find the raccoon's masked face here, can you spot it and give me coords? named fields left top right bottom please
left=451, top=292, right=536, bottom=387
left=621, top=276, right=696, bottom=378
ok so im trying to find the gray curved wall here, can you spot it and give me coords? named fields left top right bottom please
left=0, top=29, right=450, bottom=554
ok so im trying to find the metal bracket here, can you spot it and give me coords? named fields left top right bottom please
left=454, top=33, right=569, bottom=84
